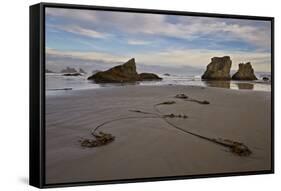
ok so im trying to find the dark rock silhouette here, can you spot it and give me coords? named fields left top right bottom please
left=139, top=73, right=162, bottom=81
left=232, top=62, right=257, bottom=80
left=262, top=77, right=270, bottom=81
left=46, top=69, right=54, bottom=73
left=87, top=58, right=162, bottom=83
left=63, top=73, right=82, bottom=76
left=61, top=67, right=78, bottom=73
left=202, top=56, right=232, bottom=80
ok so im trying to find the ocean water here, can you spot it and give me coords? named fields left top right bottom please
left=46, top=73, right=271, bottom=96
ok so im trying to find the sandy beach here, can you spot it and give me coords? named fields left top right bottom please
left=45, top=85, right=271, bottom=184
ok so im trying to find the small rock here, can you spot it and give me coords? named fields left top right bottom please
left=175, top=94, right=188, bottom=99
left=63, top=72, right=82, bottom=76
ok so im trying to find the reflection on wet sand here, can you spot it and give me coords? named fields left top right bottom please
left=236, top=83, right=254, bottom=90
left=203, top=80, right=256, bottom=90
left=97, top=81, right=140, bottom=87
left=203, top=81, right=230, bottom=89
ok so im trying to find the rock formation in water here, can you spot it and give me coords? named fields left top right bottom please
left=46, top=69, right=54, bottom=73
left=61, top=67, right=78, bottom=73
left=79, top=68, right=86, bottom=74
left=63, top=73, right=82, bottom=76
left=87, top=58, right=162, bottom=83
left=263, top=77, right=270, bottom=81
left=232, top=62, right=257, bottom=80
left=139, top=73, right=162, bottom=81
left=201, top=56, right=232, bottom=80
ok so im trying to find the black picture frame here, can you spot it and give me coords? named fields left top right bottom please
left=30, top=2, right=274, bottom=188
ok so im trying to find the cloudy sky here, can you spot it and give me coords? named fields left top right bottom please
left=45, top=7, right=271, bottom=73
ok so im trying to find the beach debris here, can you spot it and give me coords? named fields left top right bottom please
left=214, top=138, right=252, bottom=156
left=175, top=94, right=210, bottom=104
left=79, top=131, right=115, bottom=148
left=186, top=99, right=210, bottom=104
left=163, top=113, right=188, bottom=119
left=201, top=100, right=210, bottom=104
left=175, top=94, right=188, bottom=99
left=81, top=96, right=250, bottom=157
left=129, top=110, right=155, bottom=115
left=157, top=101, right=176, bottom=105
left=153, top=100, right=251, bottom=157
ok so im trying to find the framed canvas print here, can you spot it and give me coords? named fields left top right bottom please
left=29, top=2, right=274, bottom=188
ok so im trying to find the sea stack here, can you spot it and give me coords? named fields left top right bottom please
left=139, top=73, right=162, bottom=81
left=46, top=69, right=54, bottom=73
left=232, top=62, right=257, bottom=80
left=61, top=67, right=78, bottom=73
left=87, top=58, right=162, bottom=83
left=202, top=56, right=232, bottom=80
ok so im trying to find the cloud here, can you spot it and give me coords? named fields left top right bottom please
left=46, top=8, right=271, bottom=50
left=46, top=48, right=128, bottom=63
left=127, top=39, right=152, bottom=45
left=45, top=8, right=271, bottom=73
left=47, top=24, right=107, bottom=39
left=46, top=7, right=98, bottom=22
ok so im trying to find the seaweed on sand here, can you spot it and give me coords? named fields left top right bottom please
left=163, top=113, right=188, bottom=119
left=79, top=94, right=251, bottom=157
left=213, top=138, right=252, bottom=156
left=79, top=131, right=115, bottom=148
left=153, top=102, right=251, bottom=156
left=156, top=101, right=176, bottom=105
left=175, top=94, right=188, bottom=99
left=175, top=94, right=210, bottom=104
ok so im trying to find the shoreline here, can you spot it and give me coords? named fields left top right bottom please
left=46, top=73, right=271, bottom=96
left=46, top=81, right=272, bottom=97
left=45, top=85, right=271, bottom=184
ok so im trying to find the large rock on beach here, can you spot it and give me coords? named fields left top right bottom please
left=202, top=56, right=232, bottom=80
left=87, top=58, right=162, bottom=83
left=139, top=73, right=162, bottom=81
left=232, top=62, right=257, bottom=80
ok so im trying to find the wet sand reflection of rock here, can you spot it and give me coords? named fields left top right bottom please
left=203, top=80, right=230, bottom=89
left=236, top=83, right=254, bottom=90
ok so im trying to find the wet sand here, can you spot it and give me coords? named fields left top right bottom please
left=45, top=85, right=271, bottom=184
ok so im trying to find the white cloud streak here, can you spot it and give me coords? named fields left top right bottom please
left=127, top=39, right=152, bottom=45
left=47, top=24, right=107, bottom=39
